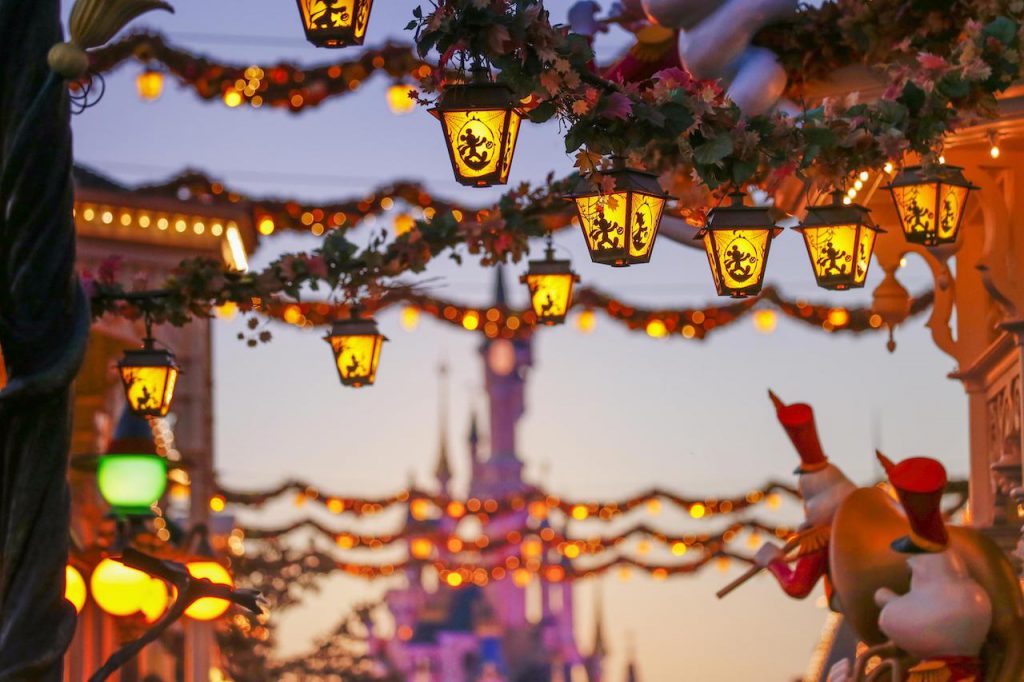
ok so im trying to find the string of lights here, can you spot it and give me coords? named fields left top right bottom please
left=86, top=31, right=429, bottom=112
left=257, top=285, right=935, bottom=341
left=212, top=481, right=799, bottom=518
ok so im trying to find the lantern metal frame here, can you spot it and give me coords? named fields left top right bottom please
left=519, top=234, right=580, bottom=326
left=696, top=191, right=782, bottom=298
left=430, top=69, right=524, bottom=188
left=883, top=164, right=978, bottom=247
left=794, top=190, right=884, bottom=291
left=324, top=315, right=388, bottom=388
left=567, top=157, right=672, bottom=267
left=294, top=0, right=374, bottom=48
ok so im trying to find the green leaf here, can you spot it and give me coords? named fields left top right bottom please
left=898, top=81, right=926, bottom=114
left=564, top=124, right=589, bottom=153
left=983, top=16, right=1016, bottom=45
left=528, top=101, right=558, bottom=123
left=692, top=135, right=733, bottom=165
left=405, top=20, right=418, bottom=30
left=731, top=160, right=757, bottom=185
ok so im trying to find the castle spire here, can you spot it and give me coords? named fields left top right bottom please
left=468, top=409, right=481, bottom=463
left=625, top=632, right=639, bottom=682
left=592, top=586, right=607, bottom=658
left=435, top=362, right=452, bottom=492
left=493, top=264, right=507, bottom=307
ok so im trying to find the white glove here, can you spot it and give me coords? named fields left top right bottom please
left=754, top=542, right=784, bottom=568
left=826, top=658, right=851, bottom=682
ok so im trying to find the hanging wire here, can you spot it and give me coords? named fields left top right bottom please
left=69, top=74, right=106, bottom=114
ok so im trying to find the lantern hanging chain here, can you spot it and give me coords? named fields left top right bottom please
left=544, top=230, right=555, bottom=260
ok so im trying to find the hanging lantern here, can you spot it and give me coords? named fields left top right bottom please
left=324, top=316, right=388, bottom=387
left=431, top=70, right=524, bottom=187
left=520, top=237, right=580, bottom=326
left=136, top=68, right=164, bottom=101
left=697, top=191, right=781, bottom=297
left=884, top=165, right=977, bottom=246
left=568, top=158, right=671, bottom=267
left=97, top=411, right=167, bottom=517
left=65, top=565, right=87, bottom=614
left=118, top=336, right=179, bottom=418
left=795, top=190, right=883, bottom=291
left=294, top=0, right=373, bottom=48
left=184, top=560, right=234, bottom=621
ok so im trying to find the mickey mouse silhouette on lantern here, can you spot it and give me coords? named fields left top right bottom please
left=719, top=395, right=1024, bottom=682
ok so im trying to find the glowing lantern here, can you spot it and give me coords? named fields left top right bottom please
left=118, top=333, right=179, bottom=418
left=325, top=316, right=387, bottom=387
left=884, top=165, right=977, bottom=246
left=98, top=411, right=167, bottom=516
left=795, top=190, right=882, bottom=291
left=184, top=560, right=234, bottom=621
left=387, top=83, right=417, bottom=114
left=65, top=565, right=87, bottom=613
left=697, top=191, right=781, bottom=298
left=140, top=578, right=170, bottom=622
left=136, top=68, right=164, bottom=101
left=91, top=558, right=153, bottom=616
left=294, top=0, right=374, bottom=48
left=431, top=72, right=523, bottom=187
left=520, top=237, right=579, bottom=326
left=568, top=158, right=670, bottom=267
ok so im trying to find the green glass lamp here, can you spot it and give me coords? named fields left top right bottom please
left=98, top=410, right=168, bottom=517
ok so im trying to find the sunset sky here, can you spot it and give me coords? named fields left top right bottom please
left=69, top=2, right=969, bottom=679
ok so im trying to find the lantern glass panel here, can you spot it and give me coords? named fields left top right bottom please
left=707, top=228, right=771, bottom=294
left=801, top=224, right=859, bottom=288
left=855, top=227, right=876, bottom=286
left=184, top=561, right=233, bottom=621
left=891, top=182, right=938, bottom=243
left=628, top=193, right=665, bottom=261
left=97, top=453, right=168, bottom=515
left=576, top=192, right=628, bottom=257
left=120, top=363, right=178, bottom=417
left=441, top=108, right=521, bottom=186
left=525, top=272, right=575, bottom=323
left=329, top=332, right=384, bottom=387
left=936, top=183, right=968, bottom=243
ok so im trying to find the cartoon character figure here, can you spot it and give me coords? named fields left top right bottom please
left=753, top=390, right=856, bottom=604
left=540, top=292, right=556, bottom=316
left=817, top=240, right=849, bottom=276
left=724, top=243, right=754, bottom=281
left=458, top=127, right=492, bottom=170
left=589, top=212, right=622, bottom=249
left=902, top=194, right=934, bottom=235
left=631, top=209, right=649, bottom=252
left=828, top=456, right=993, bottom=682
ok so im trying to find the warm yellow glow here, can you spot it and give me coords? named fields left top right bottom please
left=827, top=308, right=850, bottom=327
left=858, top=171, right=869, bottom=182
left=462, top=311, right=480, bottom=331
left=575, top=309, right=596, bottom=334
left=136, top=70, right=164, bottom=101
left=410, top=538, right=434, bottom=559
left=884, top=162, right=894, bottom=174
left=689, top=503, right=706, bottom=519
left=258, top=217, right=275, bottom=235
left=800, top=223, right=871, bottom=289
left=387, top=84, right=417, bottom=114
left=121, top=364, right=178, bottom=418
left=766, top=493, right=781, bottom=509
left=647, top=498, right=661, bottom=516
left=753, top=309, right=777, bottom=334
left=671, top=542, right=688, bottom=556
left=524, top=272, right=575, bottom=324
left=225, top=225, right=249, bottom=272
left=645, top=319, right=668, bottom=338
left=528, top=500, right=548, bottom=519
left=140, top=578, right=170, bottom=623
left=91, top=558, right=152, bottom=616
left=446, top=572, right=464, bottom=588
left=328, top=331, right=384, bottom=387
left=216, top=301, right=238, bottom=319
left=65, top=565, right=87, bottom=613
left=575, top=189, right=667, bottom=265
left=210, top=495, right=226, bottom=512
left=571, top=505, right=589, bottom=520
left=401, top=306, right=420, bottom=331
left=563, top=544, right=581, bottom=559
left=395, top=214, right=416, bottom=235
left=704, top=228, right=771, bottom=296
left=184, top=561, right=233, bottom=621
left=522, top=538, right=543, bottom=559
left=297, top=0, right=373, bottom=46
left=891, top=177, right=970, bottom=246
left=410, top=498, right=432, bottom=520
left=283, top=305, right=303, bottom=325
left=447, top=500, right=466, bottom=518
left=223, top=90, right=243, bottom=107
left=440, top=107, right=522, bottom=186
left=512, top=569, right=532, bottom=587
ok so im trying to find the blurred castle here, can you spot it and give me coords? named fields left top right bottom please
left=380, top=271, right=618, bottom=682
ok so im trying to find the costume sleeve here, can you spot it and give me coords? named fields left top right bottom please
left=766, top=547, right=828, bottom=599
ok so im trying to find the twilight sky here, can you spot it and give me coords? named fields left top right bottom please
left=69, top=2, right=968, bottom=680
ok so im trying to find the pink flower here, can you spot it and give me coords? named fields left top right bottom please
left=652, top=67, right=694, bottom=90
left=917, top=53, right=950, bottom=71
left=97, top=256, right=123, bottom=283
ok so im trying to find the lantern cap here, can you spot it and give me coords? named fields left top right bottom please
left=696, top=190, right=782, bottom=235
left=521, top=244, right=579, bottom=279
left=430, top=80, right=522, bottom=116
left=566, top=164, right=671, bottom=200
left=117, top=343, right=179, bottom=370
left=883, top=164, right=978, bottom=191
left=324, top=316, right=389, bottom=341
left=795, top=190, right=883, bottom=233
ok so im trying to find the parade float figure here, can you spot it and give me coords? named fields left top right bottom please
left=825, top=454, right=1024, bottom=682
left=718, top=390, right=856, bottom=603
